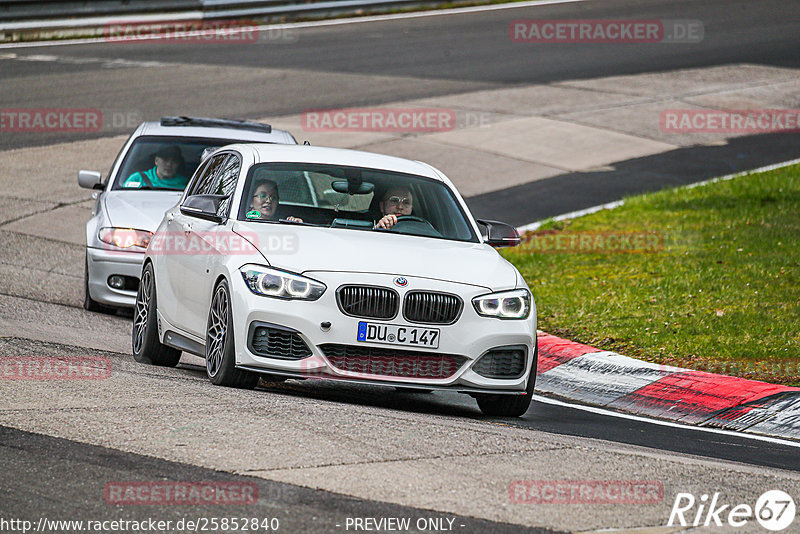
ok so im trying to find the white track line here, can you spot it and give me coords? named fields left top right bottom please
left=518, top=200, right=623, bottom=233
left=518, top=157, right=800, bottom=232
left=0, top=0, right=587, bottom=49
left=534, top=394, right=800, bottom=449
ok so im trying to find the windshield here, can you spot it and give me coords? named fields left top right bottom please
left=111, top=136, right=246, bottom=191
left=238, top=163, right=479, bottom=243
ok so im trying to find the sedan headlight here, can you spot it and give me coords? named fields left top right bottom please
left=98, top=227, right=152, bottom=250
left=472, top=289, right=531, bottom=319
left=240, top=264, right=326, bottom=301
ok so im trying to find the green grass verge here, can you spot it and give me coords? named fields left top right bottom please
left=504, top=163, right=800, bottom=385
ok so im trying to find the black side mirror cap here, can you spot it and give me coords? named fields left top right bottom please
left=477, top=219, right=521, bottom=248
left=180, top=194, right=227, bottom=223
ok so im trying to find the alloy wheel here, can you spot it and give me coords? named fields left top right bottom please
left=206, top=285, right=229, bottom=378
left=132, top=269, right=152, bottom=354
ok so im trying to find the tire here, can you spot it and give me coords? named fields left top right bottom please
left=205, top=279, right=259, bottom=389
left=132, top=262, right=181, bottom=367
left=84, top=254, right=116, bottom=314
left=475, top=341, right=538, bottom=417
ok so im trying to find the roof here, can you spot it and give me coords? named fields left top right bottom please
left=139, top=118, right=296, bottom=144
left=232, top=143, right=447, bottom=182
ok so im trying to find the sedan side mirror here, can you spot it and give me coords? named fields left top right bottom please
left=477, top=219, right=521, bottom=248
left=78, top=170, right=103, bottom=190
left=180, top=194, right=227, bottom=223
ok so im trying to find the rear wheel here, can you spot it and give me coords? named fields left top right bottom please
left=132, top=262, right=181, bottom=366
left=205, top=279, right=259, bottom=389
left=475, top=341, right=538, bottom=417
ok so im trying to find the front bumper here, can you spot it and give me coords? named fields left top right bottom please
left=86, top=246, right=144, bottom=308
left=231, top=271, right=536, bottom=393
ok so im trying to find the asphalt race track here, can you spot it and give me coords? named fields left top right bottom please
left=1, top=0, right=800, bottom=532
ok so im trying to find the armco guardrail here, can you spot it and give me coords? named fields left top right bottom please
left=0, top=1, right=201, bottom=21
left=0, top=0, right=452, bottom=29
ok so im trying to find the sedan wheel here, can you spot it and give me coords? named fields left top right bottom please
left=132, top=262, right=181, bottom=366
left=205, top=279, right=259, bottom=389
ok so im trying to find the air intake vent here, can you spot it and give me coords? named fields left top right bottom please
left=403, top=291, right=462, bottom=324
left=472, top=347, right=526, bottom=379
left=249, top=324, right=312, bottom=360
left=319, top=344, right=466, bottom=379
left=336, top=286, right=398, bottom=320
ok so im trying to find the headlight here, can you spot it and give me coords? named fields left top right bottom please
left=98, top=227, right=152, bottom=250
left=240, top=264, right=326, bottom=301
left=472, top=289, right=531, bottom=319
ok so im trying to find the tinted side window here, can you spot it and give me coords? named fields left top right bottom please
left=185, top=153, right=240, bottom=218
left=216, top=154, right=241, bottom=217
left=190, top=154, right=227, bottom=197
left=185, top=158, right=213, bottom=197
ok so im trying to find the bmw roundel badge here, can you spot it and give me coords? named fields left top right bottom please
left=394, top=277, right=408, bottom=287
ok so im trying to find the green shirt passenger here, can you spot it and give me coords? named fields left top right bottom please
left=123, top=145, right=188, bottom=189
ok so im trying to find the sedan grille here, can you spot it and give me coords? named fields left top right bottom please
left=319, top=344, right=466, bottom=379
left=337, top=286, right=398, bottom=320
left=249, top=325, right=312, bottom=360
left=472, top=347, right=526, bottom=379
left=403, top=291, right=463, bottom=324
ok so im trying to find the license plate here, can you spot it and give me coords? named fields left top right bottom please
left=357, top=322, right=439, bottom=349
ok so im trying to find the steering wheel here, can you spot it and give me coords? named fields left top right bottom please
left=385, top=215, right=442, bottom=237
left=392, top=215, right=430, bottom=226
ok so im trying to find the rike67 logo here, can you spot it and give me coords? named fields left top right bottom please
left=669, top=490, right=796, bottom=531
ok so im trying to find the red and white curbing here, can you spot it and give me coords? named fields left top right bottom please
left=535, top=332, right=800, bottom=440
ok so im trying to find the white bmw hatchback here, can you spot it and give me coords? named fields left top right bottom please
left=133, top=144, right=537, bottom=416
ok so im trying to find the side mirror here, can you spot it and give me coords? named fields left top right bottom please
left=78, top=170, right=103, bottom=190
left=477, top=219, right=521, bottom=248
left=180, top=194, right=227, bottom=223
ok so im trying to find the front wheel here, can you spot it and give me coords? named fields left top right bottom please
left=205, top=279, right=259, bottom=389
left=475, top=341, right=537, bottom=417
left=132, top=262, right=181, bottom=366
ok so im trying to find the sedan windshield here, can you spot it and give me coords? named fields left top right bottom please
left=238, top=163, right=478, bottom=243
left=112, top=136, right=247, bottom=191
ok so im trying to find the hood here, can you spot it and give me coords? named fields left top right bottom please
left=233, top=222, right=518, bottom=291
left=104, top=191, right=183, bottom=231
